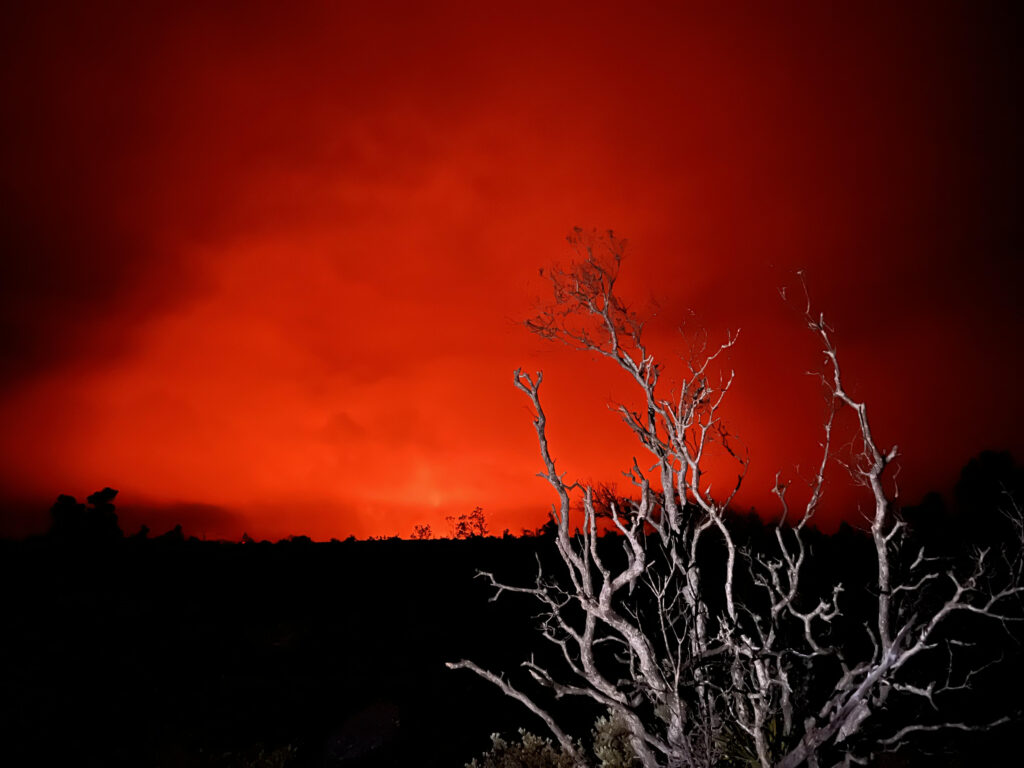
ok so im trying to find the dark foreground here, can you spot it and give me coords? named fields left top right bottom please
left=1, top=535, right=568, bottom=767
left=1, top=530, right=1020, bottom=767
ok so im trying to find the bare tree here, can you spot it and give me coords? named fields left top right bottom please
left=448, top=230, right=1023, bottom=767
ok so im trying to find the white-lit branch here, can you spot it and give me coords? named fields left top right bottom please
left=448, top=237, right=1022, bottom=767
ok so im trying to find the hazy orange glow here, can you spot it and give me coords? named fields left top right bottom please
left=1, top=2, right=1020, bottom=539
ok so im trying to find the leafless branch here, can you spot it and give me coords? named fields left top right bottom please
left=449, top=239, right=1023, bottom=768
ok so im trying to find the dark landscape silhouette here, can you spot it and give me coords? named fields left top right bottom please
left=1, top=451, right=1021, bottom=767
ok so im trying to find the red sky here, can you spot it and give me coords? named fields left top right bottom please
left=1, top=1, right=1021, bottom=540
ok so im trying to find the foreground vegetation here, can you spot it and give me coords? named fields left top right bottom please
left=2, top=449, right=1021, bottom=767
left=453, top=232, right=1024, bottom=767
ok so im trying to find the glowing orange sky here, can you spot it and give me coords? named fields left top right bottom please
left=1, top=2, right=1021, bottom=539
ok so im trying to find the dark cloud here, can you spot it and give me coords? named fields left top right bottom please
left=1, top=5, right=200, bottom=389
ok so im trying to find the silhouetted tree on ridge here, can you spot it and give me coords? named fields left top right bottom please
left=446, top=507, right=489, bottom=539
left=48, top=487, right=122, bottom=541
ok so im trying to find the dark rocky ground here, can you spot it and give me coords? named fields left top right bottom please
left=1, top=508, right=1021, bottom=767
left=0, top=535, right=566, bottom=767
